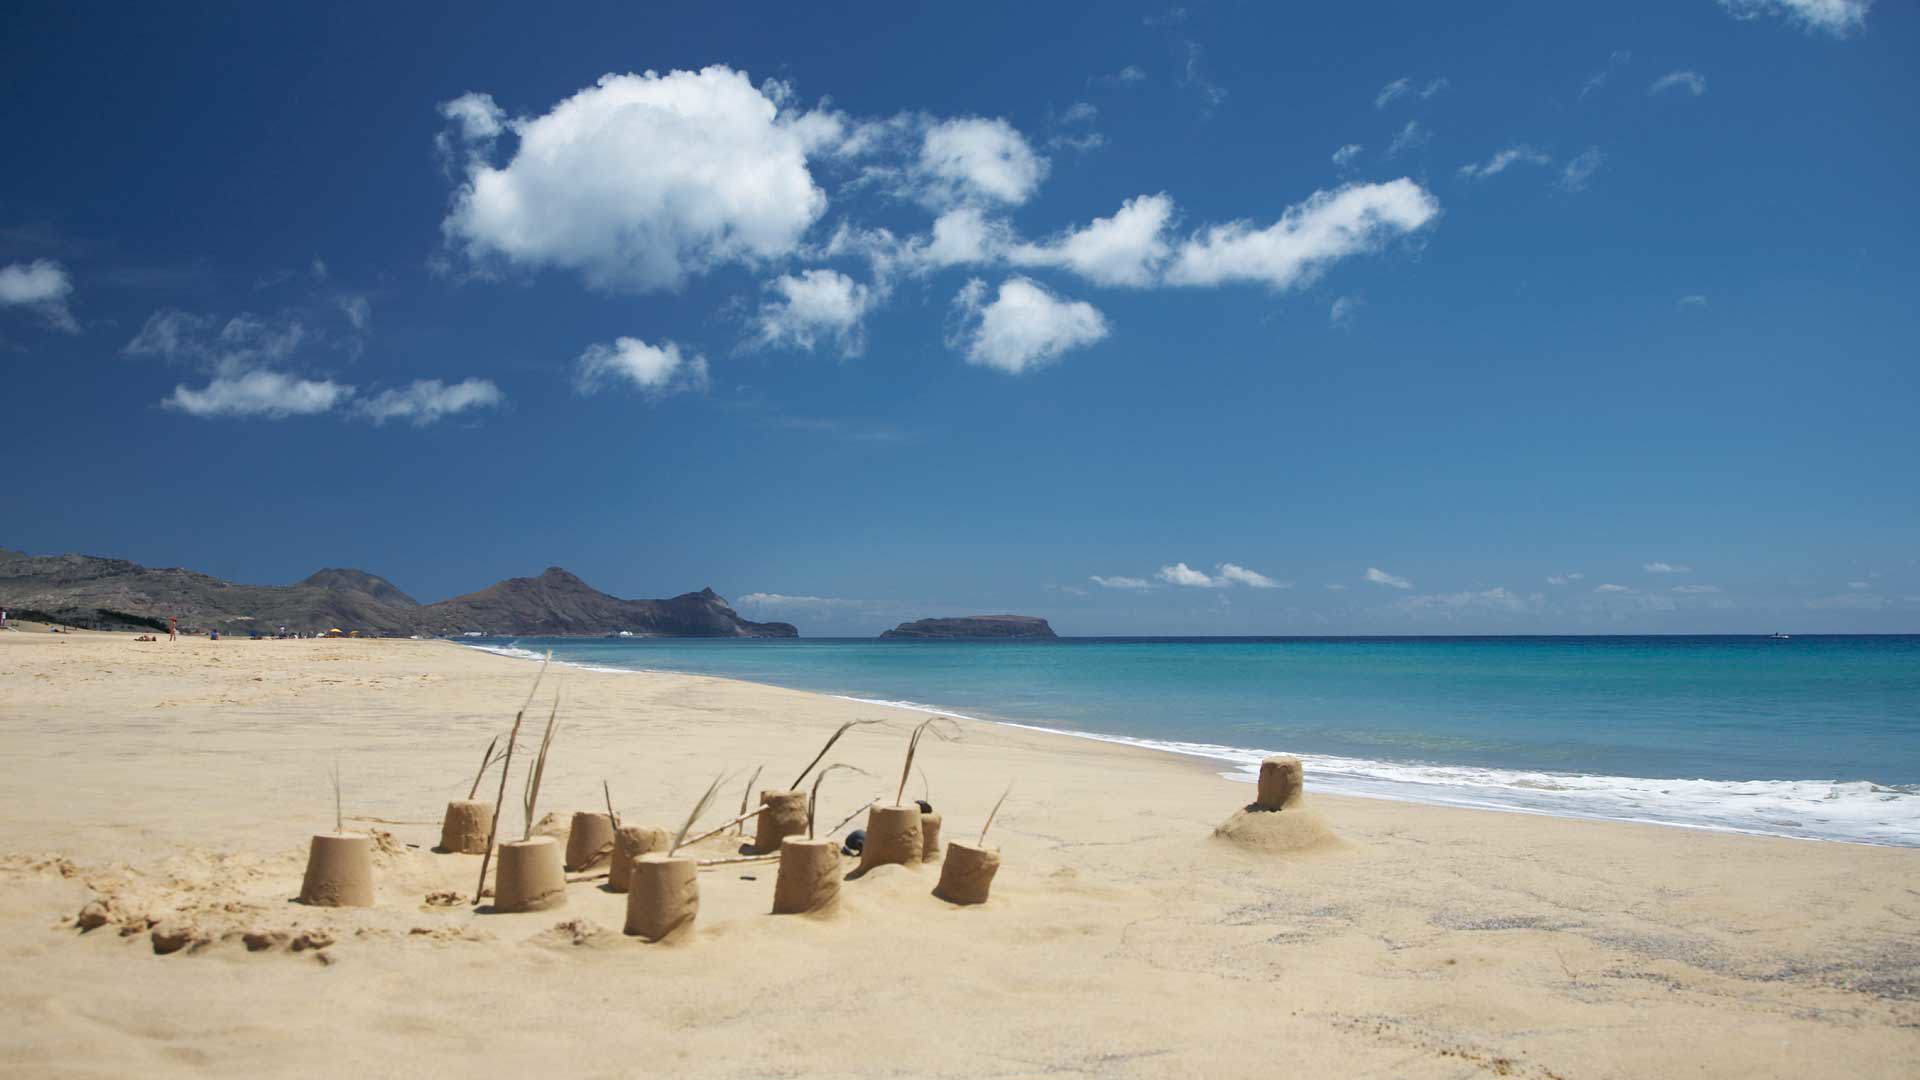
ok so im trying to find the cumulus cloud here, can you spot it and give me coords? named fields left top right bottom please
left=1561, top=148, right=1605, bottom=192
left=1090, top=575, right=1153, bottom=590
left=917, top=116, right=1049, bottom=207
left=1008, top=193, right=1174, bottom=287
left=1331, top=144, right=1364, bottom=168
left=1158, top=562, right=1221, bottom=588
left=575, top=336, right=710, bottom=396
left=1649, top=71, right=1708, bottom=97
left=754, top=269, right=879, bottom=356
left=1671, top=584, right=1723, bottom=594
left=1365, top=567, right=1413, bottom=589
left=439, top=92, right=505, bottom=143
left=1547, top=572, right=1586, bottom=585
left=353, top=378, right=503, bottom=426
left=1643, top=562, right=1692, bottom=574
left=1217, top=563, right=1286, bottom=588
left=1457, top=145, right=1552, bottom=180
left=948, top=277, right=1108, bottom=374
left=0, top=259, right=79, bottom=332
left=441, top=67, right=827, bottom=292
left=1717, top=0, right=1872, bottom=36
left=163, top=370, right=354, bottom=419
left=1165, top=180, right=1439, bottom=291
left=1594, top=583, right=1632, bottom=593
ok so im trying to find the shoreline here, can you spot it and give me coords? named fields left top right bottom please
left=458, top=639, right=1920, bottom=848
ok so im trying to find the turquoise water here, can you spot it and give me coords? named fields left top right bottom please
left=466, top=635, right=1920, bottom=846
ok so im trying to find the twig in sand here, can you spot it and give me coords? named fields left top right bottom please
left=520, top=690, right=561, bottom=842
left=789, top=719, right=883, bottom=789
left=734, top=765, right=763, bottom=836
left=329, top=759, right=343, bottom=833
left=979, top=783, right=1012, bottom=846
left=466, top=735, right=502, bottom=800
left=896, top=716, right=959, bottom=806
left=670, top=772, right=729, bottom=856
left=603, top=779, right=620, bottom=831
left=807, top=763, right=870, bottom=838
left=825, top=800, right=873, bottom=839
left=679, top=804, right=772, bottom=850
left=697, top=852, right=781, bottom=868
left=473, top=651, right=551, bottom=904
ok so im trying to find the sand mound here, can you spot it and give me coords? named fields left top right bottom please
left=1212, top=805, right=1339, bottom=854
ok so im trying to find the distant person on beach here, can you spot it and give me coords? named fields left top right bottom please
left=168, top=616, right=177, bottom=642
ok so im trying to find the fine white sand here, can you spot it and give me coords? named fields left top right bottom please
left=1, top=632, right=1914, bottom=1078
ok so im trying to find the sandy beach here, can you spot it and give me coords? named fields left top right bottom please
left=0, top=630, right=1914, bottom=1078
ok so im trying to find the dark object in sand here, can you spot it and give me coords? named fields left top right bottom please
left=915, top=799, right=933, bottom=814
left=843, top=829, right=865, bottom=856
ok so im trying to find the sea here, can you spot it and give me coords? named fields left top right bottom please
left=460, top=635, right=1920, bottom=848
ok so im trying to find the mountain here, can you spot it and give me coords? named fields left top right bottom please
left=412, top=568, right=795, bottom=637
left=0, top=551, right=796, bottom=637
left=879, top=614, right=1056, bottom=640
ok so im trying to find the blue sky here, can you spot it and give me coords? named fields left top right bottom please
left=2, top=0, right=1915, bottom=635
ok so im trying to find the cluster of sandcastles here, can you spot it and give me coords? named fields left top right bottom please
left=293, top=661, right=1023, bottom=941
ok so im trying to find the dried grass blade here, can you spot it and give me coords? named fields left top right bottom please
left=474, top=652, right=550, bottom=902
left=789, top=718, right=883, bottom=789
left=979, top=782, right=1013, bottom=846
left=466, top=735, right=502, bottom=800
left=521, top=689, right=561, bottom=842
left=734, top=765, right=763, bottom=835
left=807, top=763, right=869, bottom=838
left=670, top=772, right=729, bottom=855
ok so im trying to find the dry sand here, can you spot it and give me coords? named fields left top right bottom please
left=0, top=632, right=1914, bottom=1078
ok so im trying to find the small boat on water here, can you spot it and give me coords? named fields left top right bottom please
left=1767, top=632, right=1791, bottom=640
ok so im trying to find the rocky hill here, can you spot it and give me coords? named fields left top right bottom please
left=0, top=549, right=796, bottom=637
left=879, top=614, right=1056, bottom=640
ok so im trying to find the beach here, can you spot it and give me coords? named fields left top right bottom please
left=1, top=631, right=1914, bottom=1078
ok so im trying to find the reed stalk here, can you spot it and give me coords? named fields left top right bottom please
left=473, top=652, right=551, bottom=904
left=466, top=735, right=501, bottom=800
left=669, top=772, right=729, bottom=856
left=603, top=779, right=619, bottom=830
left=521, top=690, right=561, bottom=842
left=807, top=763, right=868, bottom=838
left=979, top=783, right=1012, bottom=846
left=733, top=765, right=763, bottom=836
left=895, top=716, right=958, bottom=806
left=329, top=759, right=342, bottom=833
left=789, top=719, right=882, bottom=789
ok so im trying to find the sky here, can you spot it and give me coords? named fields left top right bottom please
left=2, top=0, right=1915, bottom=635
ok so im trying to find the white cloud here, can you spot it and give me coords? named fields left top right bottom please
left=1365, top=567, right=1412, bottom=589
left=909, top=207, right=1016, bottom=271
left=441, top=67, right=827, bottom=292
left=337, top=294, right=371, bottom=333
left=1420, top=78, right=1450, bottom=100
left=1158, top=562, right=1221, bottom=588
left=1330, top=295, right=1360, bottom=328
left=1008, top=193, right=1174, bottom=287
left=0, top=259, right=79, bottom=332
left=1165, top=180, right=1439, bottom=291
left=736, top=593, right=860, bottom=610
left=439, top=92, right=505, bottom=143
left=1561, top=148, right=1604, bottom=192
left=1457, top=145, right=1552, bottom=180
left=1678, top=294, right=1710, bottom=309
left=1671, top=584, right=1723, bottom=594
left=163, top=369, right=353, bottom=419
left=1594, top=583, right=1632, bottom=593
left=1644, top=562, right=1692, bottom=574
left=1331, top=144, right=1364, bottom=168
left=1217, top=563, right=1286, bottom=589
left=1398, top=586, right=1539, bottom=615
left=917, top=116, right=1048, bottom=207
left=1374, top=77, right=1412, bottom=109
left=1718, top=0, right=1872, bottom=36
left=1579, top=50, right=1633, bottom=101
left=1090, top=574, right=1154, bottom=590
left=1386, top=121, right=1429, bottom=157
left=1090, top=65, right=1148, bottom=88
left=126, top=310, right=306, bottom=370
left=754, top=269, right=878, bottom=357
left=1178, top=41, right=1228, bottom=112
left=575, top=336, right=710, bottom=396
left=1546, top=572, right=1586, bottom=585
left=948, top=276, right=1107, bottom=374
left=1649, top=71, right=1708, bottom=97
left=353, top=378, right=503, bottom=426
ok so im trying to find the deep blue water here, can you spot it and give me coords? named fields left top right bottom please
left=465, top=635, right=1920, bottom=846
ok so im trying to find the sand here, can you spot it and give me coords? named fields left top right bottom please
left=0, top=632, right=1914, bottom=1078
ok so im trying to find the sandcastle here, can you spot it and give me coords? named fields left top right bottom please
left=565, top=811, right=616, bottom=872
left=437, top=800, right=493, bottom=855
left=1213, top=755, right=1336, bottom=853
left=299, top=832, right=374, bottom=907
left=771, top=835, right=841, bottom=914
left=858, top=803, right=924, bottom=870
left=751, top=790, right=809, bottom=854
left=933, top=783, right=1010, bottom=905
left=493, top=836, right=567, bottom=911
left=625, top=853, right=698, bottom=940
left=608, top=824, right=669, bottom=892
left=919, top=808, right=943, bottom=862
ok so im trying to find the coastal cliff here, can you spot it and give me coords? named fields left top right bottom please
left=880, top=614, right=1056, bottom=639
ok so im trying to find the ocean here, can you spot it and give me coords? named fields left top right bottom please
left=462, top=635, right=1920, bottom=847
